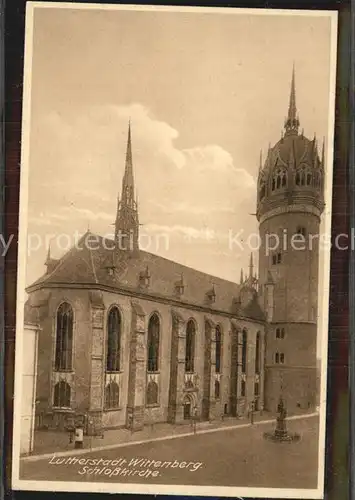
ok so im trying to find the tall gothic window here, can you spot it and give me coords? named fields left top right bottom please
left=241, top=329, right=247, bottom=373
left=53, top=380, right=71, bottom=407
left=255, top=332, right=261, bottom=375
left=55, top=302, right=73, bottom=371
left=185, top=320, right=196, bottom=373
left=215, top=325, right=222, bottom=373
left=105, top=381, right=119, bottom=409
left=106, top=307, right=122, bottom=372
left=146, top=380, right=158, bottom=405
left=147, top=314, right=160, bottom=372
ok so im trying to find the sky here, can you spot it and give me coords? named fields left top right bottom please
left=24, top=5, right=334, bottom=304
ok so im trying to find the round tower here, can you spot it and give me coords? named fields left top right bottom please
left=257, top=68, right=325, bottom=413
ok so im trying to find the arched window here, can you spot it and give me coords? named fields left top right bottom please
left=146, top=380, right=158, bottom=405
left=53, top=380, right=71, bottom=407
left=276, top=328, right=280, bottom=339
left=106, top=307, right=122, bottom=372
left=185, top=320, right=196, bottom=373
left=241, top=379, right=246, bottom=397
left=147, top=314, right=160, bottom=372
left=215, top=380, right=220, bottom=399
left=254, top=381, right=260, bottom=396
left=306, top=172, right=312, bottom=186
left=241, top=329, right=247, bottom=373
left=275, top=352, right=280, bottom=364
left=105, top=381, right=119, bottom=409
left=215, top=325, right=222, bottom=374
left=272, top=168, right=287, bottom=192
left=55, top=302, right=73, bottom=371
left=255, top=332, right=261, bottom=375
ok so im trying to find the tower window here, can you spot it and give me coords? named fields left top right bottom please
left=272, top=168, right=287, bottom=192
left=276, top=328, right=285, bottom=339
left=296, top=226, right=306, bottom=237
left=272, top=253, right=282, bottom=265
left=275, top=352, right=285, bottom=364
left=241, top=379, right=246, bottom=397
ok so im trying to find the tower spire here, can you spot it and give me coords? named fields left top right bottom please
left=249, top=253, right=254, bottom=279
left=45, top=243, right=51, bottom=265
left=121, top=120, right=135, bottom=208
left=115, top=121, right=139, bottom=252
left=240, top=268, right=244, bottom=284
left=284, top=65, right=299, bottom=135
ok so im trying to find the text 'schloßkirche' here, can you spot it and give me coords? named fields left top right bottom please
left=25, top=70, right=325, bottom=435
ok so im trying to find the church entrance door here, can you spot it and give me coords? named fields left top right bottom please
left=183, top=399, right=191, bottom=420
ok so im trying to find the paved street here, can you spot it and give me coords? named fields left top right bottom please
left=20, top=416, right=319, bottom=489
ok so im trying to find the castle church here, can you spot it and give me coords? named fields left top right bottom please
left=25, top=70, right=325, bottom=435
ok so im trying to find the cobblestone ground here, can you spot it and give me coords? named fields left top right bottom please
left=20, top=416, right=319, bottom=490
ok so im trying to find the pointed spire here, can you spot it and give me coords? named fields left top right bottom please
left=115, top=121, right=140, bottom=252
left=284, top=65, right=300, bottom=135
left=249, top=253, right=254, bottom=279
left=45, top=244, right=51, bottom=265
left=240, top=268, right=244, bottom=284
left=121, top=120, right=135, bottom=208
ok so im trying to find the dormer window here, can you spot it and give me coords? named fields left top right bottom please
left=175, top=274, right=185, bottom=297
left=139, top=266, right=151, bottom=288
left=206, top=286, right=216, bottom=304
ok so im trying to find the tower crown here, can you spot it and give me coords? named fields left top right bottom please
left=256, top=69, right=325, bottom=221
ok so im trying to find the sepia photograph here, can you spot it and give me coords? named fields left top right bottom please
left=12, top=3, right=338, bottom=498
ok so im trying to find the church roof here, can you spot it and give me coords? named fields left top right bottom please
left=28, top=232, right=264, bottom=320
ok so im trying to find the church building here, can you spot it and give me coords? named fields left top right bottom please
left=24, top=70, right=325, bottom=434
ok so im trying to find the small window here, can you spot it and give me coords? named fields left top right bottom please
left=215, top=380, right=220, bottom=399
left=54, top=380, right=71, bottom=408
left=280, top=353, right=285, bottom=364
left=272, top=254, right=277, bottom=265
left=276, top=328, right=280, bottom=339
left=296, top=226, right=306, bottom=237
left=277, top=253, right=282, bottom=264
left=254, top=382, right=260, bottom=396
left=241, top=380, right=246, bottom=397
left=280, top=328, right=285, bottom=339
left=275, top=352, right=280, bottom=364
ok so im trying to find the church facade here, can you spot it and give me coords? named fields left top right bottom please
left=24, top=70, right=325, bottom=435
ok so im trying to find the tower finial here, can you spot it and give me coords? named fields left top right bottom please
left=45, top=243, right=51, bottom=265
left=249, top=253, right=254, bottom=279
left=240, top=268, right=244, bottom=284
left=284, top=64, right=299, bottom=135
